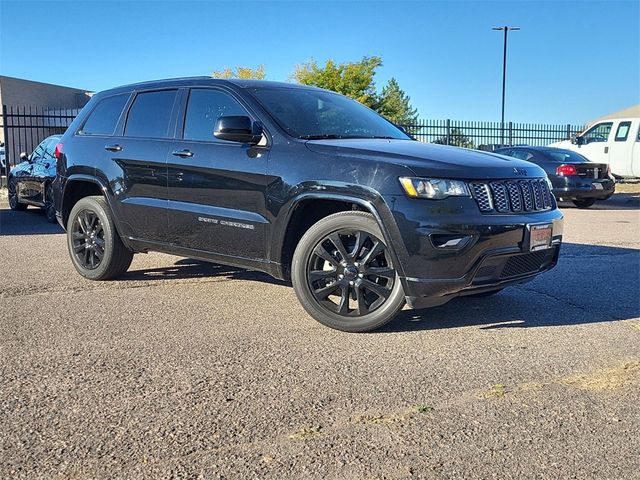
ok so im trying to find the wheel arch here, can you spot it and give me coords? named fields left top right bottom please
left=274, top=191, right=407, bottom=280
left=61, top=175, right=111, bottom=227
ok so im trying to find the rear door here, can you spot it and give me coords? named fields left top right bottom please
left=606, top=119, right=636, bottom=177
left=576, top=121, right=613, bottom=164
left=166, top=87, right=269, bottom=259
left=109, top=89, right=180, bottom=242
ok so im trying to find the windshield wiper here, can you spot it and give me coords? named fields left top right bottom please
left=299, top=134, right=345, bottom=140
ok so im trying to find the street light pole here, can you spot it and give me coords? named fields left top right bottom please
left=492, top=26, right=520, bottom=146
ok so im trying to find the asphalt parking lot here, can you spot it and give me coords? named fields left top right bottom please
left=1, top=195, right=639, bottom=479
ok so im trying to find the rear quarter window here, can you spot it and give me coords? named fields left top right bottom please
left=547, top=150, right=589, bottom=163
left=614, top=121, right=632, bottom=141
left=79, top=94, right=129, bottom=136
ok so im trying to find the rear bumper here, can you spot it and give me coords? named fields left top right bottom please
left=552, top=177, right=615, bottom=201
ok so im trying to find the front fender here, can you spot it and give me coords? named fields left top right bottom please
left=269, top=184, right=410, bottom=278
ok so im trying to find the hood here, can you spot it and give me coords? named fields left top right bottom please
left=9, top=160, right=31, bottom=174
left=548, top=140, right=573, bottom=148
left=305, top=139, right=547, bottom=179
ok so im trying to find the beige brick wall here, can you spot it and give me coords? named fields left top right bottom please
left=0, top=76, right=92, bottom=110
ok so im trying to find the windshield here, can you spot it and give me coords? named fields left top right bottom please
left=546, top=150, right=589, bottom=163
left=250, top=87, right=411, bottom=140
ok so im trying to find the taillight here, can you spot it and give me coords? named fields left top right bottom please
left=556, top=164, right=577, bottom=176
left=54, top=142, right=63, bottom=159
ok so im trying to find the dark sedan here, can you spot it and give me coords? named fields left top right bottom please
left=7, top=135, right=61, bottom=222
left=495, top=146, right=615, bottom=208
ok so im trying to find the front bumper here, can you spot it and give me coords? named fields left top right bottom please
left=384, top=195, right=564, bottom=309
left=552, top=176, right=615, bottom=201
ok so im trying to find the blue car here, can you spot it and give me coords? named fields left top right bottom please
left=7, top=135, right=61, bottom=222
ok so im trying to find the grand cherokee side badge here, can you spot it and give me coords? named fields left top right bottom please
left=513, top=167, right=528, bottom=176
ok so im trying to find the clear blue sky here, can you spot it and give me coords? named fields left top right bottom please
left=1, top=0, right=638, bottom=124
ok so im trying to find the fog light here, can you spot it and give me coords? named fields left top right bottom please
left=430, top=234, right=473, bottom=250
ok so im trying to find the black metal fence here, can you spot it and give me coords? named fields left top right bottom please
left=1, top=105, right=79, bottom=176
left=0, top=104, right=586, bottom=178
left=399, top=119, right=585, bottom=149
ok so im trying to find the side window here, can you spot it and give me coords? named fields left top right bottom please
left=582, top=122, right=613, bottom=144
left=42, top=138, right=58, bottom=160
left=183, top=89, right=248, bottom=142
left=511, top=150, right=533, bottom=161
left=30, top=141, right=47, bottom=160
left=614, top=121, right=631, bottom=142
left=80, top=94, right=129, bottom=135
left=125, top=90, right=178, bottom=138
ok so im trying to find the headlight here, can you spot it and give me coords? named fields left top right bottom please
left=399, top=177, right=470, bottom=199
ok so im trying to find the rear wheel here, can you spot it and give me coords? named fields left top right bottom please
left=291, top=211, right=405, bottom=332
left=8, top=178, right=27, bottom=211
left=67, top=196, right=133, bottom=280
left=43, top=182, right=57, bottom=223
left=573, top=198, right=596, bottom=209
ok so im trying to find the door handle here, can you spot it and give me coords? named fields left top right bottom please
left=172, top=149, right=193, bottom=158
left=176, top=172, right=184, bottom=181
left=604, top=146, right=609, bottom=154
left=105, top=144, right=123, bottom=152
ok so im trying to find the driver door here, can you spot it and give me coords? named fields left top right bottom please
left=576, top=121, right=613, bottom=164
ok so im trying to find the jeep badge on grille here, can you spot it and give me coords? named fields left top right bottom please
left=513, top=167, right=528, bottom=176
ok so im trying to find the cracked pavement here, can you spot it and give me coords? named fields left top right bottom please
left=1, top=196, right=639, bottom=479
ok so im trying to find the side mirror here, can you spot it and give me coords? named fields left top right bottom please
left=571, top=134, right=584, bottom=146
left=20, top=152, right=29, bottom=162
left=214, top=116, right=262, bottom=144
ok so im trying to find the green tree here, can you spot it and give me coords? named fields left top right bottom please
left=375, top=77, right=418, bottom=127
left=291, top=56, right=382, bottom=108
left=212, top=65, right=265, bottom=80
left=432, top=128, right=475, bottom=148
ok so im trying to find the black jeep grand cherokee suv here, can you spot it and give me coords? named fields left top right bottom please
left=54, top=78, right=563, bottom=332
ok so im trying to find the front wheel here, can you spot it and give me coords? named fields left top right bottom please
left=573, top=198, right=596, bottom=209
left=8, top=178, right=27, bottom=211
left=291, top=211, right=405, bottom=332
left=67, top=196, right=134, bottom=280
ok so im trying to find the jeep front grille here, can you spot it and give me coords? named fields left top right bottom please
left=470, top=179, right=554, bottom=213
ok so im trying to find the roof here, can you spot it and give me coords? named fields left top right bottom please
left=100, top=77, right=322, bottom=96
left=587, top=104, right=640, bottom=125
left=496, top=146, right=577, bottom=154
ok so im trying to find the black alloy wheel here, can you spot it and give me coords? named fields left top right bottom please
left=573, top=198, right=596, bottom=209
left=71, top=208, right=106, bottom=270
left=307, top=229, right=396, bottom=316
left=8, top=178, right=27, bottom=211
left=66, top=196, right=133, bottom=280
left=291, top=211, right=405, bottom=332
left=44, top=182, right=57, bottom=223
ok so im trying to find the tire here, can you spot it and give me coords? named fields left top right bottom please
left=573, top=198, right=596, bottom=209
left=67, top=196, right=133, bottom=280
left=43, top=182, right=57, bottom=223
left=291, top=211, right=405, bottom=332
left=8, top=178, right=27, bottom=211
left=464, top=288, right=504, bottom=298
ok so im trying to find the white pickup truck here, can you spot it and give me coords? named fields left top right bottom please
left=550, top=116, right=639, bottom=178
